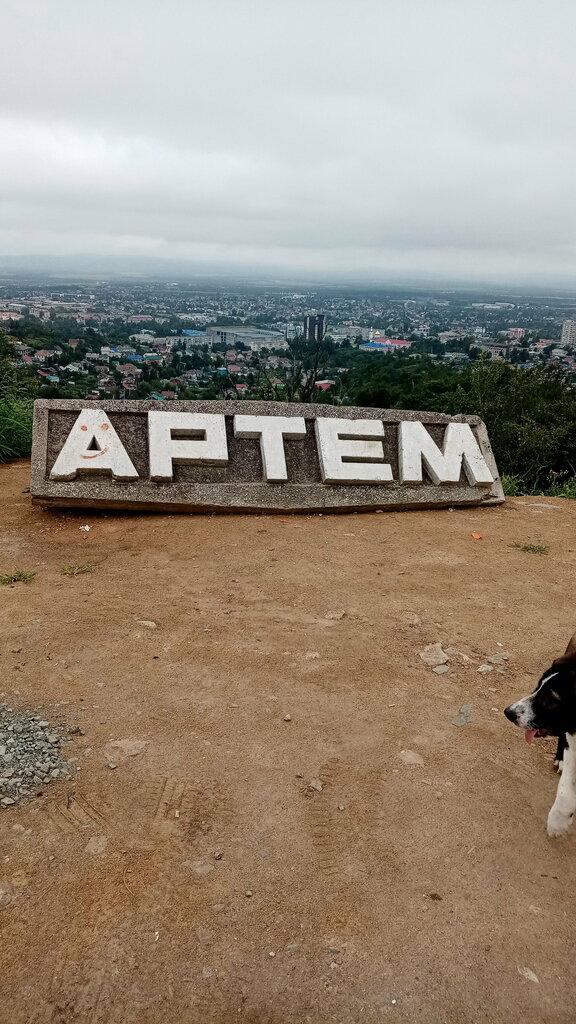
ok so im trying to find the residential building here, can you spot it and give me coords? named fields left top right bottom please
left=560, top=320, right=576, bottom=347
left=303, top=314, right=326, bottom=342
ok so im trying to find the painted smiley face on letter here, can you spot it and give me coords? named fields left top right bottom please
left=80, top=421, right=110, bottom=459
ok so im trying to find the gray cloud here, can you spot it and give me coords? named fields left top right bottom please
left=1, top=0, right=576, bottom=281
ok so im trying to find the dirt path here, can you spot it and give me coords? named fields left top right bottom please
left=1, top=459, right=576, bottom=1023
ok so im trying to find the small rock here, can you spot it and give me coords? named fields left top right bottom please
left=478, top=664, right=494, bottom=674
left=245, top=890, right=253, bottom=897
left=518, top=966, right=539, bottom=984
left=325, top=610, right=346, bottom=620
left=186, top=861, right=215, bottom=876
left=419, top=643, right=449, bottom=667
left=0, top=882, right=13, bottom=909
left=67, top=726, right=84, bottom=735
left=103, top=739, right=148, bottom=761
left=305, top=651, right=320, bottom=660
left=79, top=525, right=91, bottom=532
left=202, top=967, right=214, bottom=979
left=308, top=778, right=323, bottom=792
left=452, top=704, right=474, bottom=727
left=432, top=665, right=449, bottom=675
left=286, top=943, right=299, bottom=952
left=283, top=714, right=292, bottom=722
left=136, top=620, right=157, bottom=629
left=338, top=804, right=345, bottom=811
left=487, top=653, right=509, bottom=666
left=1, top=797, right=15, bottom=806
left=85, top=835, right=108, bottom=856
left=213, top=851, right=223, bottom=861
left=107, top=763, right=117, bottom=770
left=398, top=749, right=425, bottom=767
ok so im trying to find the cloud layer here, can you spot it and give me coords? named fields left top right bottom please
left=2, top=0, right=576, bottom=281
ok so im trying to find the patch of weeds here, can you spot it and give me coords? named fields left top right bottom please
left=0, top=569, right=36, bottom=585
left=502, top=474, right=523, bottom=496
left=61, top=562, right=95, bottom=577
left=511, top=542, right=549, bottom=555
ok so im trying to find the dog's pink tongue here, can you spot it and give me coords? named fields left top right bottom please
left=525, top=729, right=538, bottom=744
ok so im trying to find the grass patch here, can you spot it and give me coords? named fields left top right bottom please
left=0, top=396, right=34, bottom=462
left=0, top=569, right=36, bottom=585
left=511, top=542, right=549, bottom=555
left=61, top=562, right=95, bottom=577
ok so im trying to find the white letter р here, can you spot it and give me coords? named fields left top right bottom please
left=49, top=408, right=138, bottom=481
left=148, top=411, right=228, bottom=481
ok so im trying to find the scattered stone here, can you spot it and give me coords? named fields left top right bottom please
left=419, top=643, right=449, bottom=667
left=478, top=664, right=494, bottom=674
left=518, top=966, right=539, bottom=984
left=308, top=778, right=324, bottom=792
left=85, top=835, right=108, bottom=856
left=432, top=665, right=450, bottom=675
left=0, top=882, right=13, bottom=909
left=186, top=860, right=215, bottom=876
left=452, top=704, right=474, bottom=727
left=0, top=704, right=71, bottom=808
left=398, top=749, right=425, bottom=767
left=487, top=653, right=509, bottom=666
left=103, top=739, right=148, bottom=761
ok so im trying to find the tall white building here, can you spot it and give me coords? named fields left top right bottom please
left=560, top=319, right=576, bottom=347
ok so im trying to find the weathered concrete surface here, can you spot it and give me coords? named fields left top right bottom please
left=31, top=399, right=504, bottom=512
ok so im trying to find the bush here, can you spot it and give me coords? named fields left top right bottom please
left=0, top=396, right=34, bottom=463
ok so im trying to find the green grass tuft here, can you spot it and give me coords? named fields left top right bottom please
left=61, top=562, right=95, bottom=577
left=511, top=542, right=549, bottom=555
left=0, top=569, right=36, bottom=584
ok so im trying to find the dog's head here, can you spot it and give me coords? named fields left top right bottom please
left=504, top=634, right=576, bottom=742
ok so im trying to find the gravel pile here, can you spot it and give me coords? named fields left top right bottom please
left=0, top=704, right=72, bottom=807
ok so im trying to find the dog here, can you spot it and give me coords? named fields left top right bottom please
left=504, top=633, right=576, bottom=837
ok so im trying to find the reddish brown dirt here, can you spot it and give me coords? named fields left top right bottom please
left=1, top=460, right=576, bottom=1023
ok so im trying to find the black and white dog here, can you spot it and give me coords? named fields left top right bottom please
left=504, top=633, right=576, bottom=838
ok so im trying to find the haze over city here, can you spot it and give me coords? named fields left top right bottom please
left=2, top=0, right=576, bottom=285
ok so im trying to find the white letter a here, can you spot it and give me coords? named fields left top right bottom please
left=50, top=408, right=139, bottom=481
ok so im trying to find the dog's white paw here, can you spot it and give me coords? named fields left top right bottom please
left=554, top=759, right=564, bottom=774
left=547, top=807, right=572, bottom=838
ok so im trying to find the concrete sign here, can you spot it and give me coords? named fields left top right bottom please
left=31, top=399, right=504, bottom=513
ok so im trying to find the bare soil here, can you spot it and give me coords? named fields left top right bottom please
left=1, top=459, right=576, bottom=1023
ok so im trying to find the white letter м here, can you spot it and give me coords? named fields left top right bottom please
left=398, top=421, right=494, bottom=486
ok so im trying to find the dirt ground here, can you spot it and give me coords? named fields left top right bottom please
left=1, top=460, right=576, bottom=1024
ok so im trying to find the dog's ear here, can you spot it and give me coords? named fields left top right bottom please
left=565, top=633, right=576, bottom=657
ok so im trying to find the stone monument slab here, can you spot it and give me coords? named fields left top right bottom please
left=30, top=399, right=504, bottom=513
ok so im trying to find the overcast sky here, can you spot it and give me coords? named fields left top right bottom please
left=1, top=0, right=576, bottom=283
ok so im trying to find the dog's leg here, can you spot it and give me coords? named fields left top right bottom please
left=554, top=734, right=567, bottom=773
left=548, top=734, right=576, bottom=837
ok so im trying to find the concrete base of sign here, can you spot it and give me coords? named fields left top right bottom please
left=31, top=399, right=505, bottom=513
